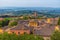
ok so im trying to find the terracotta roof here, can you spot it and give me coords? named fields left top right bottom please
left=18, top=20, right=29, bottom=25
left=33, top=25, right=58, bottom=37
left=10, top=24, right=29, bottom=30
left=0, top=18, right=4, bottom=21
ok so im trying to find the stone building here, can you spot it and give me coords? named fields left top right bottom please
left=33, top=25, right=60, bottom=40
left=9, top=24, right=30, bottom=35
left=28, top=20, right=39, bottom=27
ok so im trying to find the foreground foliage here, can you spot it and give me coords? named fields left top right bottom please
left=51, top=31, right=60, bottom=40
left=0, top=33, right=44, bottom=40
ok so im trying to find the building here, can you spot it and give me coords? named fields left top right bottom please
left=46, top=18, right=59, bottom=25
left=33, top=25, right=60, bottom=40
left=9, top=24, right=30, bottom=35
left=32, top=11, right=38, bottom=19
left=33, top=12, right=37, bottom=17
left=28, top=20, right=39, bottom=27
left=0, top=18, right=4, bottom=21
left=18, top=20, right=29, bottom=26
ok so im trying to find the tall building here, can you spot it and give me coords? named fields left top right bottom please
left=33, top=12, right=37, bottom=17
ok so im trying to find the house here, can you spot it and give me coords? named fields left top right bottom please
left=46, top=18, right=59, bottom=25
left=33, top=12, right=37, bottom=17
left=33, top=25, right=60, bottom=40
left=0, top=18, right=4, bottom=21
left=0, top=29, right=3, bottom=33
left=9, top=24, right=30, bottom=35
left=28, top=20, right=39, bottom=27
left=0, top=26, right=10, bottom=34
left=18, top=20, right=29, bottom=25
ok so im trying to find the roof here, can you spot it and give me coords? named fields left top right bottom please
left=33, top=25, right=60, bottom=37
left=10, top=24, right=29, bottom=30
left=2, top=26, right=9, bottom=30
left=0, top=18, right=4, bottom=21
left=18, top=20, right=29, bottom=25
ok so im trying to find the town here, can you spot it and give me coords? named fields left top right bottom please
left=0, top=12, right=60, bottom=40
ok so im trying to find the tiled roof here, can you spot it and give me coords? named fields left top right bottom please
left=2, top=26, right=9, bottom=30
left=18, top=20, right=29, bottom=25
left=10, top=24, right=29, bottom=30
left=33, top=25, right=58, bottom=37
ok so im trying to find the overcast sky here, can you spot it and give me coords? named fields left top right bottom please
left=0, top=0, right=60, bottom=8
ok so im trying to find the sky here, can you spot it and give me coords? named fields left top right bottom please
left=0, top=0, right=60, bottom=8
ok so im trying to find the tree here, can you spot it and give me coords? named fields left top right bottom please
left=51, top=31, right=60, bottom=40
left=0, top=19, right=9, bottom=28
left=58, top=18, right=60, bottom=25
left=2, top=19, right=9, bottom=26
left=0, top=32, right=18, bottom=40
left=23, top=16, right=28, bottom=20
left=0, top=21, right=3, bottom=27
left=8, top=21, right=18, bottom=27
left=0, top=32, right=44, bottom=40
left=19, top=34, right=44, bottom=40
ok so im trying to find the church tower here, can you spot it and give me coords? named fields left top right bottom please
left=33, top=12, right=37, bottom=17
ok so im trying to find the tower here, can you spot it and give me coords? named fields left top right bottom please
left=33, top=12, right=37, bottom=17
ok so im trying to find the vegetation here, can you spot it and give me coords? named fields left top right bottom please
left=0, top=17, right=19, bottom=27
left=0, top=32, right=44, bottom=40
left=8, top=21, right=18, bottom=27
left=51, top=31, right=60, bottom=40
left=19, top=16, right=43, bottom=20
left=20, top=34, right=44, bottom=40
left=0, top=32, right=18, bottom=40
left=4, top=18, right=15, bottom=20
left=23, top=16, right=29, bottom=20
left=57, top=18, right=60, bottom=25
left=0, top=19, right=9, bottom=27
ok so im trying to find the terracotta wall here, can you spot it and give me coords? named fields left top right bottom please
left=10, top=30, right=30, bottom=35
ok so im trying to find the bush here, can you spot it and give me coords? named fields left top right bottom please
left=0, top=32, right=44, bottom=40
left=0, top=19, right=9, bottom=27
left=58, top=18, right=60, bottom=25
left=9, top=21, right=18, bottom=27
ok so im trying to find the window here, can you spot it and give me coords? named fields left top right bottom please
left=12, top=32, right=14, bottom=33
left=18, top=32, right=20, bottom=34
